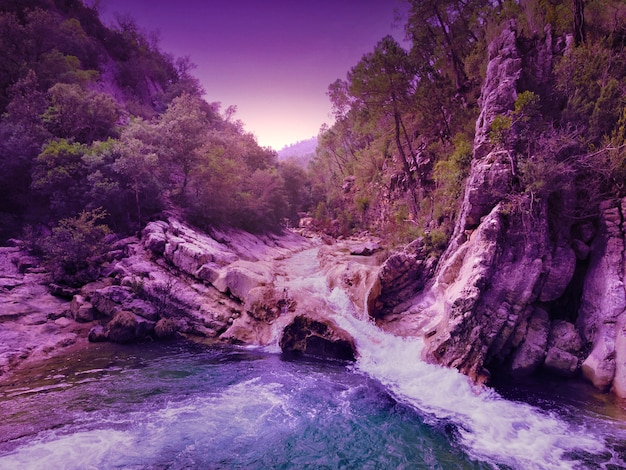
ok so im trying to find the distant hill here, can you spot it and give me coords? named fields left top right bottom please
left=277, top=137, right=317, bottom=167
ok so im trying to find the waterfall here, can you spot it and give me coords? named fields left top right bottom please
left=277, top=246, right=620, bottom=469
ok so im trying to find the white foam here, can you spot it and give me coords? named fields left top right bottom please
left=0, top=429, right=135, bottom=470
left=325, top=285, right=609, bottom=469
left=0, top=377, right=299, bottom=470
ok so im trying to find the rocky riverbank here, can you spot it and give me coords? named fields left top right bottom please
left=0, top=218, right=387, bottom=383
left=0, top=246, right=92, bottom=376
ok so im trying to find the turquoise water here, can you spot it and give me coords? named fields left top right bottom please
left=0, top=342, right=488, bottom=469
left=0, top=339, right=624, bottom=469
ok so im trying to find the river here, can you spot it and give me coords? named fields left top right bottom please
left=1, top=247, right=625, bottom=469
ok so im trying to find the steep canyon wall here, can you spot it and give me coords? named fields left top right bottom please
left=370, top=22, right=626, bottom=396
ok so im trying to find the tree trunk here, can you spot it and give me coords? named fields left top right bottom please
left=433, top=6, right=468, bottom=92
left=394, top=111, right=419, bottom=217
left=573, top=0, right=585, bottom=46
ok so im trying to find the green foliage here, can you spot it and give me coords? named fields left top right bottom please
left=312, top=0, right=490, bottom=244
left=0, top=0, right=302, bottom=242
left=157, top=93, right=207, bottom=194
left=554, top=40, right=626, bottom=142
left=238, top=168, right=289, bottom=232
left=355, top=194, right=370, bottom=214
left=31, top=138, right=89, bottom=218
left=514, top=91, right=541, bottom=119
left=278, top=160, right=312, bottom=226
left=43, top=83, right=119, bottom=143
left=9, top=0, right=626, bottom=254
left=40, top=208, right=111, bottom=286
left=489, top=115, right=513, bottom=146
left=433, top=135, right=473, bottom=224
left=423, top=228, right=449, bottom=255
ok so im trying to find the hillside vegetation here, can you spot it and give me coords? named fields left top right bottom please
left=0, top=0, right=312, bottom=247
left=312, top=0, right=626, bottom=249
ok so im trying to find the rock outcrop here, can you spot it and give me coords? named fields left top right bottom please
left=370, top=21, right=604, bottom=389
left=509, top=308, right=550, bottom=376
left=279, top=314, right=356, bottom=361
left=366, top=238, right=436, bottom=319
left=0, top=217, right=372, bottom=374
left=577, top=199, right=626, bottom=392
left=0, top=247, right=90, bottom=375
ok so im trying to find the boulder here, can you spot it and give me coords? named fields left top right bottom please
left=350, top=241, right=382, bottom=256
left=581, top=335, right=616, bottom=391
left=367, top=239, right=436, bottom=318
left=105, top=310, right=153, bottom=343
left=91, top=285, right=133, bottom=317
left=245, top=286, right=294, bottom=322
left=69, top=295, right=96, bottom=323
left=170, top=242, right=212, bottom=275
left=124, top=298, right=159, bottom=321
left=510, top=308, right=550, bottom=376
left=544, top=347, right=579, bottom=377
left=88, top=325, right=107, bottom=343
left=196, top=263, right=220, bottom=284
left=49, top=283, right=78, bottom=299
left=213, top=262, right=273, bottom=302
left=144, top=231, right=167, bottom=255
left=80, top=278, right=114, bottom=298
left=154, top=317, right=177, bottom=339
left=548, top=320, right=582, bottom=354
left=279, top=314, right=356, bottom=361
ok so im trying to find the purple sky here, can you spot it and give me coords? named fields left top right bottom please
left=100, top=0, right=409, bottom=150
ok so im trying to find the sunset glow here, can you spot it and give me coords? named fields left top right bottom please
left=101, top=0, right=408, bottom=149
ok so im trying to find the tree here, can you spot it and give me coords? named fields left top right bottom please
left=0, top=11, right=28, bottom=110
left=573, top=0, right=586, bottom=45
left=112, top=122, right=162, bottom=227
left=157, top=93, right=208, bottom=195
left=239, top=168, right=289, bottom=232
left=31, top=138, right=89, bottom=218
left=279, top=160, right=312, bottom=226
left=43, top=83, right=119, bottom=143
left=406, top=0, right=488, bottom=93
left=348, top=35, right=420, bottom=216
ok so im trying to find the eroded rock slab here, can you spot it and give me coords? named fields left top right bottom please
left=279, top=314, right=356, bottom=361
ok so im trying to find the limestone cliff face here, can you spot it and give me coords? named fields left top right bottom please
left=371, top=22, right=597, bottom=387
left=577, top=199, right=626, bottom=394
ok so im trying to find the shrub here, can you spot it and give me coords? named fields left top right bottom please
left=489, top=114, right=513, bottom=146
left=41, top=207, right=111, bottom=286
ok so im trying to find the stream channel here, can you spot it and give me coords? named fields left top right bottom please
left=1, top=247, right=626, bottom=469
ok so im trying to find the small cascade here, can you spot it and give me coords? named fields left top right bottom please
left=274, top=245, right=624, bottom=468
left=326, top=286, right=612, bottom=468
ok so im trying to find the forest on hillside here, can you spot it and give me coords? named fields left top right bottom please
left=0, top=0, right=312, bottom=248
left=1, top=0, right=626, bottom=286
left=312, top=0, right=626, bottom=250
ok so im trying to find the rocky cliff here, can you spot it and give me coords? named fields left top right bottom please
left=368, top=21, right=626, bottom=397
